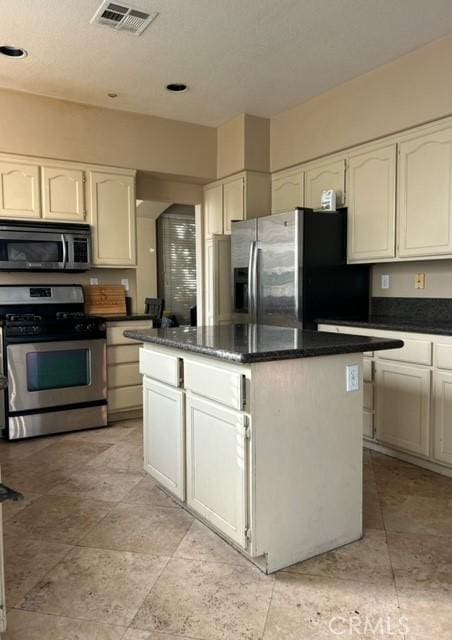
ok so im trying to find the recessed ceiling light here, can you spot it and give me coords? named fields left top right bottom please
left=166, top=83, right=188, bottom=93
left=0, top=46, right=28, bottom=59
left=107, top=92, right=118, bottom=98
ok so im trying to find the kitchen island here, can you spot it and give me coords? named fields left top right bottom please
left=125, top=324, right=402, bottom=573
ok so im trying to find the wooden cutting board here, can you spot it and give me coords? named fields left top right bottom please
left=84, top=285, right=127, bottom=316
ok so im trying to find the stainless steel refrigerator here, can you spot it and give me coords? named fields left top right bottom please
left=231, top=208, right=369, bottom=328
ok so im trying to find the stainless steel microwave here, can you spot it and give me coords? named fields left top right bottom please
left=0, top=221, right=91, bottom=271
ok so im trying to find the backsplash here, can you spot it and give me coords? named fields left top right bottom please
left=372, top=260, right=452, bottom=298
left=371, top=296, right=452, bottom=323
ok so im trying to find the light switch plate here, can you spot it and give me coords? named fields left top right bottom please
left=89, top=277, right=98, bottom=285
left=346, top=365, right=360, bottom=392
left=121, top=278, right=129, bottom=291
left=415, top=273, right=426, bottom=289
left=381, top=274, right=390, bottom=289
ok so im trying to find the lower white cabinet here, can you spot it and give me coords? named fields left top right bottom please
left=143, top=377, right=185, bottom=500
left=375, top=361, right=431, bottom=456
left=433, top=370, right=452, bottom=465
left=186, top=393, right=249, bottom=548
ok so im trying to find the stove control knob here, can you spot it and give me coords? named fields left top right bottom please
left=86, top=323, right=95, bottom=333
left=75, top=323, right=83, bottom=333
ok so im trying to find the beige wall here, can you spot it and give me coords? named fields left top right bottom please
left=372, top=261, right=452, bottom=299
left=217, top=114, right=270, bottom=178
left=271, top=33, right=452, bottom=171
left=0, top=88, right=217, bottom=180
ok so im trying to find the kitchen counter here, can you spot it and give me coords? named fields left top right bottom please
left=124, top=324, right=403, bottom=364
left=316, top=315, right=452, bottom=336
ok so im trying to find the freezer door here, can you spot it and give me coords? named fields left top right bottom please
left=231, top=218, right=257, bottom=322
left=256, top=211, right=302, bottom=327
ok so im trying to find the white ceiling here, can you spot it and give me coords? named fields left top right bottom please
left=1, top=0, right=452, bottom=127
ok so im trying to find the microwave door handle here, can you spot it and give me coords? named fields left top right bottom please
left=61, top=234, right=67, bottom=266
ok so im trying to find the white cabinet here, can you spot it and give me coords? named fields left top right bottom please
left=271, top=168, right=303, bottom=214
left=186, top=393, right=248, bottom=548
left=143, top=377, right=185, bottom=500
left=0, top=160, right=41, bottom=218
left=88, top=170, right=136, bottom=266
left=433, top=370, right=452, bottom=465
left=223, top=175, right=244, bottom=234
left=205, top=234, right=232, bottom=325
left=346, top=144, right=396, bottom=262
left=374, top=361, right=431, bottom=456
left=41, top=165, right=85, bottom=221
left=398, top=126, right=452, bottom=258
left=304, top=158, right=345, bottom=209
left=204, top=183, right=223, bottom=238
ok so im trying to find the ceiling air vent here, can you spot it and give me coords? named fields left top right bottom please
left=91, top=1, right=158, bottom=36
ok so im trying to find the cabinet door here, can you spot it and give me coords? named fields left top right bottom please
left=42, top=165, right=85, bottom=221
left=398, top=127, right=452, bottom=257
left=205, top=235, right=232, bottom=326
left=143, top=377, right=185, bottom=500
left=375, top=361, right=431, bottom=456
left=347, top=144, right=396, bottom=262
left=271, top=170, right=303, bottom=214
left=204, top=183, right=223, bottom=238
left=0, top=161, right=41, bottom=218
left=186, top=393, right=249, bottom=548
left=88, top=171, right=136, bottom=266
left=304, top=159, right=345, bottom=209
left=433, top=370, right=452, bottom=465
left=223, top=176, right=244, bottom=234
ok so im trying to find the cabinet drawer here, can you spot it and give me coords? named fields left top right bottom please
left=108, top=385, right=142, bottom=412
left=107, top=344, right=140, bottom=365
left=376, top=337, right=431, bottom=366
left=363, top=382, right=373, bottom=411
left=363, top=410, right=374, bottom=439
left=107, top=323, right=151, bottom=346
left=140, top=348, right=181, bottom=387
left=434, top=342, right=452, bottom=370
left=363, top=358, right=373, bottom=382
left=184, top=359, right=244, bottom=410
left=108, top=362, right=141, bottom=389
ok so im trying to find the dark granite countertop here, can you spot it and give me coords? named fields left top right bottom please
left=317, top=316, right=452, bottom=336
left=0, top=483, right=23, bottom=503
left=124, top=324, right=403, bottom=363
left=96, top=314, right=152, bottom=322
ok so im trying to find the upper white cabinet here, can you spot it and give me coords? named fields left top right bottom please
left=0, top=161, right=41, bottom=218
left=398, top=126, right=452, bottom=258
left=88, top=170, right=136, bottom=266
left=204, top=172, right=270, bottom=238
left=42, top=165, right=85, bottom=221
left=223, top=175, right=245, bottom=234
left=204, top=183, right=223, bottom=238
left=347, top=144, right=396, bottom=262
left=304, top=158, right=345, bottom=209
left=271, top=168, right=303, bottom=214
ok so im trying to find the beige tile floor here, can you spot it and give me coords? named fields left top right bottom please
left=1, top=420, right=452, bottom=639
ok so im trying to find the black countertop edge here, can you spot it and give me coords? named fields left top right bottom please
left=0, top=483, right=24, bottom=503
left=95, top=314, right=152, bottom=322
left=124, top=327, right=403, bottom=364
left=317, top=317, right=452, bottom=337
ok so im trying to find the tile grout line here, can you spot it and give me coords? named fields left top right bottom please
left=260, top=573, right=277, bottom=639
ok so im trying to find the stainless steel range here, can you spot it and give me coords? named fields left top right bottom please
left=0, top=285, right=107, bottom=440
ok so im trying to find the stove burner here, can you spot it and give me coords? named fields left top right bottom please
left=55, top=311, right=86, bottom=320
left=6, top=313, right=43, bottom=322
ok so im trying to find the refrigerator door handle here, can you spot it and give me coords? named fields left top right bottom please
left=248, top=241, right=256, bottom=321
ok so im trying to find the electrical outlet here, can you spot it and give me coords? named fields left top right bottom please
left=346, top=365, right=360, bottom=392
left=415, top=273, right=426, bottom=290
left=89, top=277, right=98, bottom=285
left=120, top=278, right=129, bottom=291
left=381, top=274, right=390, bottom=289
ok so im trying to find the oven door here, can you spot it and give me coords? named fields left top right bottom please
left=7, top=339, right=106, bottom=412
left=0, top=231, right=66, bottom=270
